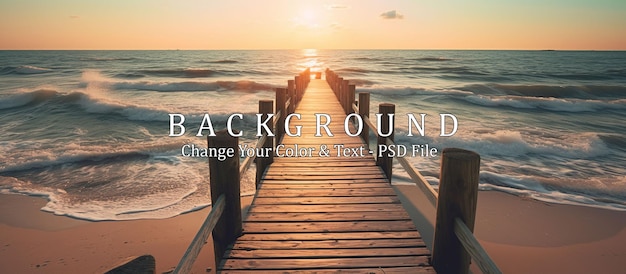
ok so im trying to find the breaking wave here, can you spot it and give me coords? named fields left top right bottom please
left=0, top=65, right=52, bottom=75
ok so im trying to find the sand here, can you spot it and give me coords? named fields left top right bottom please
left=0, top=194, right=254, bottom=274
left=1, top=188, right=625, bottom=274
left=394, top=185, right=626, bottom=274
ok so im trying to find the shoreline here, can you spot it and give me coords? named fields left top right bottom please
left=2, top=188, right=626, bottom=273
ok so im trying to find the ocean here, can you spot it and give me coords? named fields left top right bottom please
left=1, top=50, right=625, bottom=221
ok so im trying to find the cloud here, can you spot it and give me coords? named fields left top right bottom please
left=326, top=4, right=349, bottom=9
left=330, top=22, right=342, bottom=30
left=69, top=15, right=80, bottom=19
left=380, top=10, right=404, bottom=20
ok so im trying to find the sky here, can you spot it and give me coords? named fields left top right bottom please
left=1, top=0, right=624, bottom=50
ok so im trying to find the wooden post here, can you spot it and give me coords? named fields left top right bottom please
left=334, top=73, right=340, bottom=96
left=287, top=80, right=295, bottom=113
left=348, top=84, right=356, bottom=115
left=294, top=75, right=301, bottom=105
left=326, top=69, right=333, bottom=91
left=341, top=80, right=348, bottom=114
left=207, top=129, right=242, bottom=269
left=304, top=68, right=310, bottom=85
left=431, top=148, right=481, bottom=274
left=325, top=68, right=331, bottom=85
left=304, top=69, right=309, bottom=89
left=303, top=72, right=308, bottom=93
left=337, top=77, right=344, bottom=107
left=330, top=71, right=336, bottom=94
left=342, top=80, right=350, bottom=114
left=276, top=88, right=286, bottom=144
left=376, top=103, right=394, bottom=181
left=330, top=73, right=335, bottom=92
left=359, top=93, right=370, bottom=148
left=256, top=100, right=274, bottom=186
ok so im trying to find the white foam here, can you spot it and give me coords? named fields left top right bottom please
left=481, top=172, right=626, bottom=211
left=0, top=152, right=260, bottom=221
left=393, top=129, right=611, bottom=159
left=0, top=139, right=185, bottom=173
left=14, top=65, right=51, bottom=74
left=81, top=70, right=275, bottom=92
left=463, top=95, right=626, bottom=112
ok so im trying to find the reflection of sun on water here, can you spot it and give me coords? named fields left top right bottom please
left=299, top=49, right=323, bottom=73
left=303, top=48, right=317, bottom=57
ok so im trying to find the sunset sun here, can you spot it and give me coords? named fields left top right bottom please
left=295, top=9, right=320, bottom=29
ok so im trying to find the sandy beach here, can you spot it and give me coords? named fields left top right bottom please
left=395, top=185, right=626, bottom=274
left=0, top=194, right=254, bottom=274
left=2, top=188, right=625, bottom=273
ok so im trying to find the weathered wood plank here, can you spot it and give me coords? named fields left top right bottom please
left=262, top=174, right=388, bottom=180
left=232, top=239, right=426, bottom=250
left=221, top=256, right=431, bottom=270
left=259, top=183, right=391, bottom=189
left=242, top=220, right=416, bottom=233
left=246, top=211, right=409, bottom=222
left=269, top=161, right=376, bottom=167
left=265, top=166, right=382, bottom=173
left=237, top=231, right=422, bottom=241
left=261, top=178, right=389, bottom=184
left=256, top=188, right=397, bottom=197
left=253, top=196, right=400, bottom=205
left=227, top=247, right=431, bottom=259
left=266, top=166, right=378, bottom=171
left=264, top=170, right=383, bottom=176
left=249, top=203, right=406, bottom=213
left=222, top=266, right=436, bottom=274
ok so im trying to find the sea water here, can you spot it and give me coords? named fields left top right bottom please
left=1, top=50, right=624, bottom=220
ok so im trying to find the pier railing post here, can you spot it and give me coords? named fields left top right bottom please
left=431, top=148, right=481, bottom=274
left=327, top=69, right=338, bottom=97
left=376, top=103, right=395, bottom=182
left=207, top=129, right=242, bottom=269
left=304, top=68, right=311, bottom=86
left=294, top=75, right=302, bottom=105
left=348, top=84, right=356, bottom=116
left=276, top=88, right=286, bottom=143
left=256, top=100, right=274, bottom=186
left=358, top=93, right=370, bottom=148
left=333, top=73, right=339, bottom=94
left=330, top=75, right=334, bottom=92
left=287, top=80, right=295, bottom=113
left=337, top=77, right=344, bottom=109
left=343, top=81, right=346, bottom=113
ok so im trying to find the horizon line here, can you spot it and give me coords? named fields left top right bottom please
left=1, top=48, right=625, bottom=51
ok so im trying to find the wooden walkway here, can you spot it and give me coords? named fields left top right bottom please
left=219, top=79, right=435, bottom=273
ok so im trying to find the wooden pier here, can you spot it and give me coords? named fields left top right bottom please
left=221, top=78, right=434, bottom=273
left=171, top=69, right=501, bottom=274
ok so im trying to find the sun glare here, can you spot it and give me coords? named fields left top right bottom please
left=295, top=9, right=319, bottom=29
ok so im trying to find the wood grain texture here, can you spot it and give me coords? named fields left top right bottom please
left=218, top=77, right=434, bottom=272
